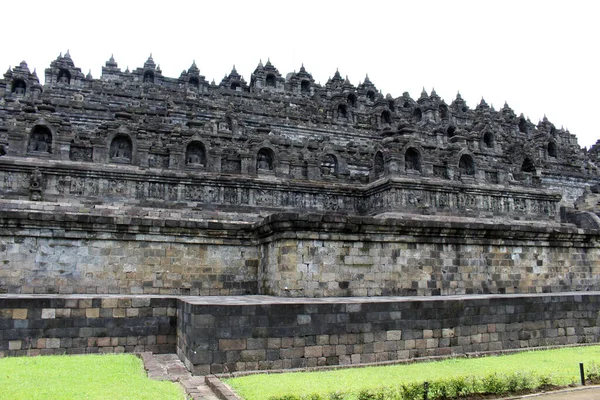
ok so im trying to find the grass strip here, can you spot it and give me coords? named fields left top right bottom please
left=0, top=353, right=185, bottom=400
left=225, top=345, right=600, bottom=400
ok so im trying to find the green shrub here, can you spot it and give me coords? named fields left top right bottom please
left=269, top=395, right=301, bottom=400
left=399, top=382, right=424, bottom=400
left=327, top=392, right=345, bottom=400
left=272, top=370, right=564, bottom=400
left=481, top=373, right=507, bottom=395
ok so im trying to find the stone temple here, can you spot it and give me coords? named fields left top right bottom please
left=0, top=52, right=599, bottom=375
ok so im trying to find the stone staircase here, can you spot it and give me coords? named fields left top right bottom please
left=141, top=353, right=221, bottom=400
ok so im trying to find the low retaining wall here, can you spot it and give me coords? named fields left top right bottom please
left=0, top=295, right=176, bottom=356
left=1, top=293, right=599, bottom=376
left=176, top=293, right=600, bottom=375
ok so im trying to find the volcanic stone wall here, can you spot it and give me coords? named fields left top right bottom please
left=0, top=202, right=259, bottom=296
left=1, top=206, right=598, bottom=297
left=177, top=293, right=600, bottom=375
left=256, top=214, right=600, bottom=297
left=0, top=295, right=176, bottom=357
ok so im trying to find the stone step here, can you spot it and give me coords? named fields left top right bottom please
left=141, top=352, right=222, bottom=400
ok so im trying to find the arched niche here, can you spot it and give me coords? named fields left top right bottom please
left=143, top=70, right=154, bottom=83
left=374, top=151, right=385, bottom=178
left=381, top=110, right=392, bottom=124
left=447, top=126, right=456, bottom=138
left=439, top=104, right=449, bottom=120
left=388, top=100, right=395, bottom=112
left=230, top=82, right=240, bottom=91
left=413, top=108, right=422, bottom=122
left=58, top=69, right=71, bottom=84
left=301, top=80, right=310, bottom=94
left=321, top=154, right=338, bottom=177
left=405, top=148, right=422, bottom=172
left=185, top=141, right=207, bottom=167
left=28, top=125, right=52, bottom=153
left=458, top=154, right=475, bottom=176
left=367, top=91, right=375, bottom=102
left=189, top=76, right=200, bottom=88
left=266, top=74, right=276, bottom=87
left=547, top=142, right=557, bottom=158
left=518, top=118, right=527, bottom=134
left=483, top=132, right=494, bottom=148
left=521, top=157, right=536, bottom=174
left=12, top=79, right=26, bottom=95
left=337, top=104, right=348, bottom=119
left=257, top=148, right=275, bottom=172
left=347, top=93, right=357, bottom=107
left=109, top=135, right=133, bottom=164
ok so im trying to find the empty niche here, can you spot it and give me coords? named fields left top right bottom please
left=321, top=154, right=338, bottom=177
left=12, top=79, right=26, bottom=95
left=405, top=148, right=421, bottom=172
left=301, top=80, right=310, bottom=94
left=266, top=74, right=276, bottom=87
left=439, top=104, right=449, bottom=119
left=189, top=76, right=200, bottom=88
left=374, top=151, right=384, bottom=178
left=413, top=108, right=422, bottom=122
left=230, top=82, right=240, bottom=91
left=388, top=100, right=395, bottom=112
left=547, top=142, right=557, bottom=158
left=381, top=110, right=391, bottom=124
left=185, top=141, right=206, bottom=166
left=337, top=104, right=348, bottom=119
left=447, top=126, right=456, bottom=138
left=109, top=135, right=132, bottom=163
left=257, top=148, right=274, bottom=171
left=483, top=132, right=494, bottom=148
left=458, top=154, right=475, bottom=175
left=58, top=69, right=71, bottom=84
left=518, top=118, right=527, bottom=133
left=367, top=91, right=375, bottom=102
left=347, top=93, right=357, bottom=107
left=521, top=157, right=536, bottom=174
left=28, top=126, right=52, bottom=153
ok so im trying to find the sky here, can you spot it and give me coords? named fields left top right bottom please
left=2, top=0, right=598, bottom=148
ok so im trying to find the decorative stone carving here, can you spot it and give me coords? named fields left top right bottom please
left=109, top=136, right=132, bottom=163
left=257, top=149, right=273, bottom=171
left=185, top=142, right=206, bottom=167
left=321, top=154, right=337, bottom=176
left=29, top=168, right=43, bottom=201
left=69, top=146, right=92, bottom=162
left=28, top=127, right=52, bottom=153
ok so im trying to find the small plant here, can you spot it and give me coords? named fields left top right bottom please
left=327, top=392, right=345, bottom=400
left=586, top=362, right=600, bottom=384
left=481, top=372, right=507, bottom=395
left=269, top=395, right=301, bottom=400
left=399, top=382, right=424, bottom=400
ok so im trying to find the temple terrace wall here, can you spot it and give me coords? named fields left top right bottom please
left=0, top=203, right=598, bottom=296
left=1, top=293, right=599, bottom=376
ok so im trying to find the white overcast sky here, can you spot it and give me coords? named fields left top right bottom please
left=2, top=0, right=598, bottom=148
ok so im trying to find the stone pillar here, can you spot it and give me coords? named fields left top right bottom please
left=55, top=138, right=71, bottom=161
left=278, top=155, right=290, bottom=178
left=137, top=143, right=150, bottom=168
left=169, top=150, right=184, bottom=170
left=209, top=150, right=222, bottom=173
left=240, top=152, right=253, bottom=175
left=306, top=160, right=320, bottom=180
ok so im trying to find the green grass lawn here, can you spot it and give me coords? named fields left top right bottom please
left=225, top=345, right=600, bottom=400
left=0, top=353, right=185, bottom=400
